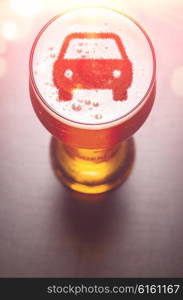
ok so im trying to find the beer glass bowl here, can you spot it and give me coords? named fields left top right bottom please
left=29, top=7, right=156, bottom=194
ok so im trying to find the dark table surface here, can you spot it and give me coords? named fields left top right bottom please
left=0, top=1, right=183, bottom=277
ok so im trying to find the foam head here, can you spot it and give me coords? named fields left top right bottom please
left=32, top=7, right=155, bottom=126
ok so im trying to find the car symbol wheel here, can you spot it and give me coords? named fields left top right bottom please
left=113, top=70, right=121, bottom=78
left=64, top=69, right=73, bottom=78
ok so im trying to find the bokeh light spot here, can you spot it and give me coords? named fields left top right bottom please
left=1, top=21, right=19, bottom=40
left=171, top=66, right=183, bottom=98
left=10, top=0, right=44, bottom=17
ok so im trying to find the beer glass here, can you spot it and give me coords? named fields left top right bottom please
left=29, top=7, right=156, bottom=194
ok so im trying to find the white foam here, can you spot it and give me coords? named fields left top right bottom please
left=32, top=7, right=154, bottom=125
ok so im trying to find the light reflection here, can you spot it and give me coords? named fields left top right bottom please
left=42, top=0, right=134, bottom=15
left=171, top=66, right=183, bottom=98
left=10, top=0, right=44, bottom=17
left=0, top=0, right=180, bottom=43
left=0, top=58, right=7, bottom=78
left=29, top=0, right=183, bottom=19
left=1, top=21, right=19, bottom=40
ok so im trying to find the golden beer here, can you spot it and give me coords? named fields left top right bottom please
left=29, top=7, right=156, bottom=194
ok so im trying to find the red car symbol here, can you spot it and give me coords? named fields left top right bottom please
left=53, top=32, right=133, bottom=101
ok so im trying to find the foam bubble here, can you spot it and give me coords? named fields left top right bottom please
left=85, top=100, right=91, bottom=105
left=95, top=114, right=102, bottom=119
left=72, top=103, right=82, bottom=111
left=93, top=102, right=99, bottom=107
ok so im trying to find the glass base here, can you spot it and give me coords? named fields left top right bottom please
left=50, top=137, right=135, bottom=194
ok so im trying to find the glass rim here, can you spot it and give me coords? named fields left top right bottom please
left=29, top=6, right=156, bottom=129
